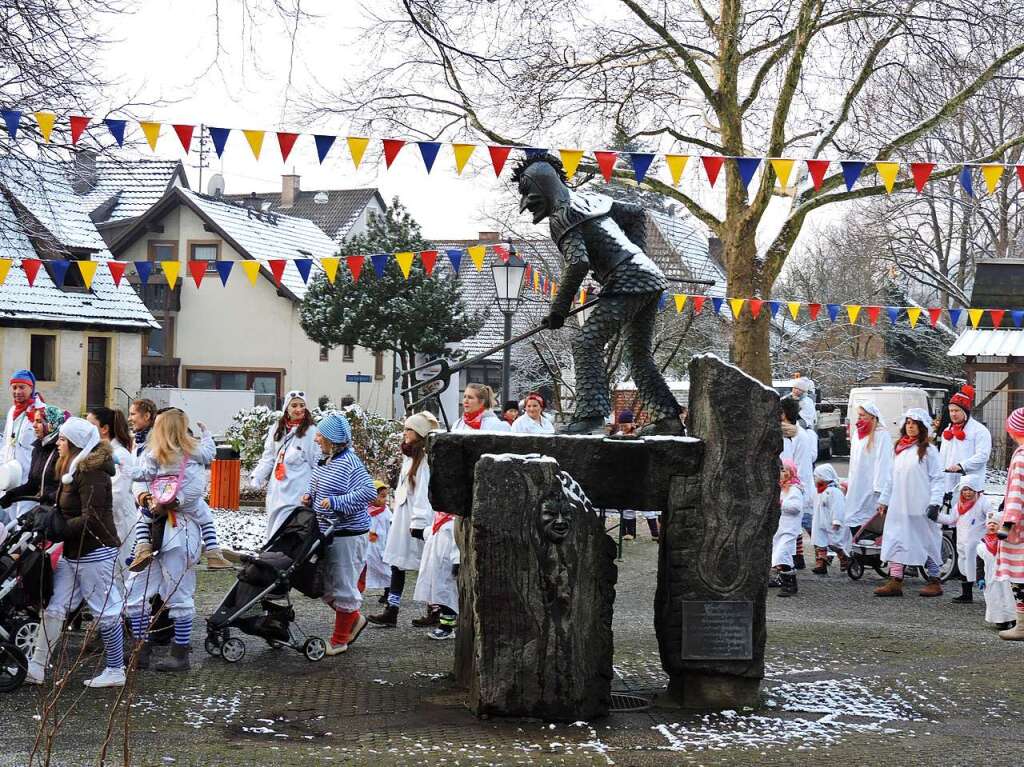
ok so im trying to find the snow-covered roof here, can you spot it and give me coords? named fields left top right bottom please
left=947, top=328, right=1024, bottom=357
left=647, top=210, right=725, bottom=296
left=223, top=187, right=384, bottom=242
left=71, top=158, right=186, bottom=223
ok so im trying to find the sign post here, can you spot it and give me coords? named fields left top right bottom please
left=345, top=372, right=373, bottom=402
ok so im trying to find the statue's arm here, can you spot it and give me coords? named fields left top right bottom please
left=546, top=230, right=590, bottom=326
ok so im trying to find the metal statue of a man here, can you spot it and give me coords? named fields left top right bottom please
left=513, top=154, right=682, bottom=435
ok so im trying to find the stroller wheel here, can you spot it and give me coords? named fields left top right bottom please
left=303, top=637, right=327, bottom=662
left=0, top=642, right=27, bottom=693
left=7, top=617, right=39, bottom=657
left=204, top=636, right=222, bottom=657
left=221, top=637, right=246, bottom=663
left=847, top=558, right=865, bottom=580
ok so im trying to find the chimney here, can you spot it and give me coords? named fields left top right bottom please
left=281, top=174, right=300, bottom=208
left=478, top=231, right=500, bottom=242
left=71, top=148, right=98, bottom=195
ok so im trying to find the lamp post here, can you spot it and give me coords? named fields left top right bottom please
left=490, top=246, right=527, bottom=405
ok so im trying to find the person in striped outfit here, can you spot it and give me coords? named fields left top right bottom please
left=995, top=407, right=1024, bottom=640
left=26, top=418, right=126, bottom=688
left=303, top=412, right=378, bottom=656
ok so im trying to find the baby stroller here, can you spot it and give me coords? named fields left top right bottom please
left=205, top=506, right=335, bottom=663
left=846, top=510, right=957, bottom=582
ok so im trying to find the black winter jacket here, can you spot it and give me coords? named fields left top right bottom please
left=0, top=431, right=60, bottom=508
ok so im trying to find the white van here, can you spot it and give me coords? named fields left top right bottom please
left=847, top=386, right=932, bottom=437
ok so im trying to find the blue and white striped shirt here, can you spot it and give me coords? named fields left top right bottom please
left=308, top=448, right=376, bottom=534
left=68, top=546, right=118, bottom=564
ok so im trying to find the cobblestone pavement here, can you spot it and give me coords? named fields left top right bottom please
left=1, top=526, right=1021, bottom=767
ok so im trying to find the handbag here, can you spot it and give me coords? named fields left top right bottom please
left=146, top=453, right=188, bottom=549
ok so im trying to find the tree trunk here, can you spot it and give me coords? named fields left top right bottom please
left=722, top=227, right=774, bottom=384
left=731, top=314, right=773, bottom=384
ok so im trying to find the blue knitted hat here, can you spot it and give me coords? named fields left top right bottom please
left=10, top=369, right=35, bottom=393
left=317, top=412, right=352, bottom=445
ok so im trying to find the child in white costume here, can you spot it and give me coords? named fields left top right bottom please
left=770, top=459, right=805, bottom=597
left=936, top=477, right=989, bottom=604
left=363, top=480, right=392, bottom=594
left=811, top=463, right=851, bottom=574
left=978, top=510, right=1017, bottom=629
left=414, top=511, right=460, bottom=639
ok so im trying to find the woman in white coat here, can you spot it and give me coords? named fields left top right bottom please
left=875, top=409, right=944, bottom=598
left=770, top=459, right=805, bottom=597
left=454, top=384, right=511, bottom=433
left=86, top=407, right=137, bottom=579
left=936, top=476, right=989, bottom=603
left=845, top=402, right=893, bottom=534
left=511, top=393, right=555, bottom=434
left=250, top=391, right=320, bottom=541
left=367, top=411, right=439, bottom=628
left=810, top=463, right=851, bottom=574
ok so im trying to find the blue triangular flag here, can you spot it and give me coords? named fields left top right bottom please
left=214, top=260, right=233, bottom=286
left=49, top=260, right=70, bottom=288
left=208, top=126, right=231, bottom=158
left=959, top=166, right=974, bottom=197
left=629, top=153, right=656, bottom=183
left=768, top=300, right=781, bottom=318
left=1, top=110, right=21, bottom=140
left=134, top=261, right=153, bottom=287
left=735, top=157, right=762, bottom=189
left=658, top=292, right=668, bottom=311
left=524, top=148, right=548, bottom=159
left=104, top=119, right=126, bottom=147
left=712, top=297, right=724, bottom=314
left=417, top=142, right=441, bottom=173
left=445, top=248, right=463, bottom=273
left=827, top=303, right=840, bottom=322
left=294, top=258, right=312, bottom=283
left=1011, top=309, right=1024, bottom=328
left=370, top=253, right=389, bottom=278
left=314, top=135, right=336, bottom=164
left=886, top=306, right=900, bottom=325
left=948, top=308, right=962, bottom=327
left=841, top=161, right=866, bottom=191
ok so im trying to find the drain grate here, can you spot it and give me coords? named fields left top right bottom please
left=609, top=692, right=651, bottom=712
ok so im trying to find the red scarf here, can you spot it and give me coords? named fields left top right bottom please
left=368, top=503, right=387, bottom=518
left=855, top=418, right=872, bottom=440
left=432, top=511, right=454, bottom=533
left=895, top=435, right=918, bottom=455
left=957, top=494, right=977, bottom=517
left=11, top=392, right=41, bottom=422
left=286, top=418, right=304, bottom=430
left=815, top=480, right=830, bottom=494
left=943, top=422, right=966, bottom=441
left=983, top=531, right=998, bottom=555
left=462, top=408, right=484, bottom=430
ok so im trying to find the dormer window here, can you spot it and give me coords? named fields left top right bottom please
left=43, top=254, right=89, bottom=293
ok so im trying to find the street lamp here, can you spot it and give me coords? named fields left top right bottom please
left=490, top=246, right=526, bottom=405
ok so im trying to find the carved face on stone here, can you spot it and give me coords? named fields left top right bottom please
left=539, top=495, right=572, bottom=544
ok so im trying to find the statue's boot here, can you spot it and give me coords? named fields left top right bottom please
left=561, top=416, right=606, bottom=435
left=638, top=416, right=684, bottom=436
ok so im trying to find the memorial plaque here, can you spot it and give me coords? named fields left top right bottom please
left=680, top=601, right=753, bottom=660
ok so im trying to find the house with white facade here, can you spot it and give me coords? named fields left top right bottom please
left=0, top=160, right=157, bottom=412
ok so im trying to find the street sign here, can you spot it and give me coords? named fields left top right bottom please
left=346, top=374, right=373, bottom=383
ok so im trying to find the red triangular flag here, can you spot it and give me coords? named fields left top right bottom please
left=172, top=125, right=194, bottom=154
left=866, top=306, right=881, bottom=325
left=346, top=255, right=363, bottom=282
left=991, top=309, right=1006, bottom=328
left=420, top=250, right=438, bottom=276
left=382, top=139, right=405, bottom=169
left=1016, top=165, right=1024, bottom=187
left=69, top=116, right=90, bottom=145
left=22, top=258, right=42, bottom=286
left=488, top=145, right=512, bottom=177
left=594, top=151, right=618, bottom=182
left=749, top=298, right=763, bottom=319
left=806, top=159, right=829, bottom=191
left=701, top=156, right=725, bottom=187
left=269, top=259, right=286, bottom=286
left=492, top=244, right=510, bottom=263
left=910, top=163, right=935, bottom=193
left=928, top=307, right=942, bottom=327
left=807, top=303, right=822, bottom=320
left=188, top=261, right=206, bottom=287
left=107, top=260, right=127, bottom=287
left=692, top=295, right=706, bottom=314
left=277, top=132, right=299, bottom=162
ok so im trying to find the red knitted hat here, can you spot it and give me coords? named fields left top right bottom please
left=949, top=385, right=975, bottom=413
left=1008, top=407, right=1024, bottom=437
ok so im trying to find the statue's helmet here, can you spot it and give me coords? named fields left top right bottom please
left=512, top=155, right=569, bottom=224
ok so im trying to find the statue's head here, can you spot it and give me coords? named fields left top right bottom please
left=539, top=494, right=572, bottom=544
left=511, top=155, right=569, bottom=224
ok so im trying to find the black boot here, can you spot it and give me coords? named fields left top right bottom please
left=646, top=518, right=660, bottom=541
left=778, top=571, right=798, bottom=597
left=378, top=588, right=390, bottom=606
left=155, top=642, right=190, bottom=672
left=367, top=605, right=398, bottom=627
left=952, top=580, right=973, bottom=603
left=793, top=554, right=806, bottom=570
left=767, top=568, right=782, bottom=588
left=133, top=641, right=152, bottom=670
left=996, top=620, right=1017, bottom=631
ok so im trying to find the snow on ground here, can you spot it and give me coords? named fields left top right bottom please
left=212, top=506, right=268, bottom=553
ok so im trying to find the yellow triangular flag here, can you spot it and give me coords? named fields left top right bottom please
left=77, top=260, right=98, bottom=289
left=559, top=149, right=585, bottom=180
left=876, top=162, right=899, bottom=193
left=467, top=245, right=486, bottom=271
left=0, top=259, right=10, bottom=285
left=240, top=260, right=261, bottom=285
left=664, top=155, right=689, bottom=186
left=321, top=256, right=340, bottom=284
left=160, top=260, right=180, bottom=288
left=347, top=137, right=369, bottom=169
left=452, top=143, right=476, bottom=175
left=139, top=121, right=161, bottom=151
left=243, top=129, right=265, bottom=159
left=728, top=298, right=745, bottom=318
left=395, top=251, right=414, bottom=279
left=533, top=270, right=540, bottom=290
left=787, top=301, right=801, bottom=320
left=770, top=158, right=795, bottom=188
left=846, top=304, right=861, bottom=324
left=907, top=306, right=922, bottom=328
left=968, top=308, right=984, bottom=328
left=981, top=164, right=1004, bottom=194
left=579, top=287, right=587, bottom=305
left=34, top=112, right=56, bottom=143
left=674, top=294, right=687, bottom=313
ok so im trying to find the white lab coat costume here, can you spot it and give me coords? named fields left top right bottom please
left=110, top=439, right=138, bottom=575
left=453, top=411, right=511, bottom=433
left=413, top=516, right=460, bottom=612
left=797, top=395, right=816, bottom=430
left=382, top=457, right=432, bottom=571
left=938, top=417, right=992, bottom=495
left=936, top=482, right=989, bottom=582
left=771, top=484, right=805, bottom=568
left=978, top=538, right=1016, bottom=624
left=250, top=424, right=321, bottom=541
left=781, top=425, right=816, bottom=515
left=511, top=413, right=555, bottom=434
left=811, top=466, right=851, bottom=554
left=364, top=505, right=392, bottom=590
left=2, top=404, right=38, bottom=521
left=878, top=443, right=944, bottom=566
left=845, top=427, right=894, bottom=528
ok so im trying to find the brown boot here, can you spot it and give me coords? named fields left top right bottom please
left=811, top=548, right=829, bottom=575
left=874, top=577, right=904, bottom=597
left=836, top=551, right=850, bottom=572
left=412, top=606, right=441, bottom=627
left=918, top=577, right=943, bottom=597
left=128, top=543, right=154, bottom=573
left=998, top=610, right=1024, bottom=641
left=205, top=550, right=234, bottom=570
left=366, top=605, right=398, bottom=627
